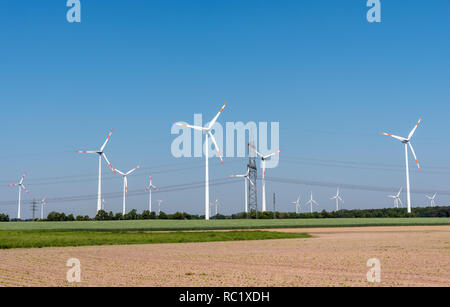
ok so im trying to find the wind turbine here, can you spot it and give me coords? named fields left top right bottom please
left=330, top=187, right=344, bottom=211
left=388, top=187, right=403, bottom=208
left=156, top=200, right=163, bottom=216
left=172, top=102, right=227, bottom=220
left=381, top=118, right=422, bottom=213
left=40, top=196, right=47, bottom=220
left=101, top=198, right=107, bottom=211
left=230, top=167, right=256, bottom=213
left=425, top=193, right=437, bottom=207
left=291, top=195, right=301, bottom=214
left=305, top=191, right=319, bottom=213
left=144, top=176, right=159, bottom=213
left=111, top=164, right=141, bottom=215
left=8, top=173, right=29, bottom=219
left=210, top=198, right=219, bottom=217
left=248, top=144, right=282, bottom=212
left=75, top=129, right=114, bottom=212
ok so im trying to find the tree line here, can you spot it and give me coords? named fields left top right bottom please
left=0, top=206, right=449, bottom=222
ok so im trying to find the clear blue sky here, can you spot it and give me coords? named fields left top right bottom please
left=1, top=0, right=449, bottom=218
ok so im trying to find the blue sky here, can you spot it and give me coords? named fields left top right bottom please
left=1, top=0, right=449, bottom=218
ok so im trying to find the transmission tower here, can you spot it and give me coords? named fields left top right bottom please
left=247, top=143, right=258, bottom=217
left=30, top=199, right=39, bottom=220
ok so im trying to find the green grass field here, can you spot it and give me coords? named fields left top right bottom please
left=0, top=230, right=310, bottom=249
left=0, top=217, right=448, bottom=231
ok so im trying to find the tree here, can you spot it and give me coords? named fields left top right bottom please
left=158, top=211, right=168, bottom=219
left=0, top=214, right=9, bottom=222
left=124, top=209, right=138, bottom=220
left=94, top=210, right=110, bottom=221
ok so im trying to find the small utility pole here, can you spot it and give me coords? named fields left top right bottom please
left=30, top=199, right=39, bottom=220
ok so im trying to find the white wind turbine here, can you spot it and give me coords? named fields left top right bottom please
left=156, top=200, right=163, bottom=216
left=209, top=199, right=219, bottom=218
left=305, top=191, right=319, bottom=213
left=8, top=173, right=29, bottom=219
left=230, top=167, right=257, bottom=213
left=291, top=194, right=301, bottom=214
left=110, top=164, right=142, bottom=215
left=40, top=196, right=47, bottom=220
left=144, top=176, right=159, bottom=213
left=101, top=198, right=107, bottom=211
left=381, top=118, right=422, bottom=214
left=248, top=144, right=282, bottom=212
left=388, top=187, right=403, bottom=208
left=330, top=187, right=344, bottom=211
left=425, top=193, right=437, bottom=207
left=75, top=129, right=114, bottom=212
left=172, top=102, right=227, bottom=220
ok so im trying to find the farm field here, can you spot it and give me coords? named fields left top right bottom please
left=0, top=217, right=449, bottom=231
left=0, top=225, right=448, bottom=287
left=0, top=230, right=309, bottom=249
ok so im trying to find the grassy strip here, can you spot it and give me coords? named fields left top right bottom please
left=0, top=230, right=310, bottom=249
left=0, top=218, right=449, bottom=231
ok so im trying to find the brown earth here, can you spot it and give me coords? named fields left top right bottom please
left=0, top=226, right=449, bottom=287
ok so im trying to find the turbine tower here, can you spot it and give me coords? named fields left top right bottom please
left=209, top=199, right=219, bottom=218
left=305, top=191, right=319, bottom=213
left=381, top=118, right=422, bottom=214
left=111, top=164, right=141, bottom=215
left=172, top=102, right=227, bottom=220
left=388, top=187, right=403, bottom=208
left=75, top=129, right=114, bottom=212
left=230, top=167, right=256, bottom=213
left=101, top=198, right=107, bottom=211
left=8, top=173, right=29, bottom=219
left=291, top=194, right=301, bottom=214
left=425, top=193, right=437, bottom=207
left=248, top=144, right=282, bottom=212
left=145, top=176, right=159, bottom=213
left=40, top=196, right=47, bottom=220
left=156, top=200, right=163, bottom=216
left=330, top=187, right=344, bottom=211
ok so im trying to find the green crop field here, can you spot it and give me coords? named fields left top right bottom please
left=0, top=230, right=310, bottom=249
left=0, top=217, right=448, bottom=231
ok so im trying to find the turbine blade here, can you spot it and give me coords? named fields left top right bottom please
left=408, top=117, right=422, bottom=140
left=208, top=131, right=224, bottom=165
left=126, top=165, right=141, bottom=175
left=102, top=154, right=116, bottom=173
left=247, top=177, right=257, bottom=192
left=408, top=143, right=421, bottom=171
left=380, top=132, right=407, bottom=142
left=230, top=174, right=246, bottom=178
left=22, top=185, right=29, bottom=193
left=207, top=102, right=227, bottom=130
left=115, top=169, right=125, bottom=176
left=171, top=122, right=205, bottom=131
left=124, top=177, right=128, bottom=194
left=248, top=143, right=264, bottom=158
left=263, top=150, right=282, bottom=159
left=75, top=150, right=97, bottom=154
left=100, top=129, right=114, bottom=152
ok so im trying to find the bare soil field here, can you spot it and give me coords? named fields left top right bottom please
left=0, top=226, right=448, bottom=287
